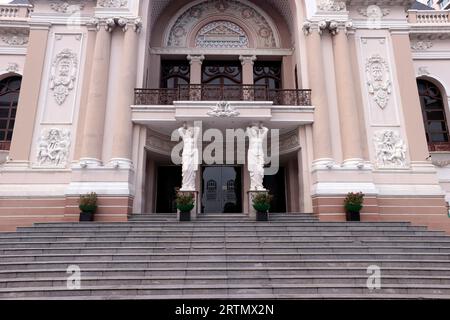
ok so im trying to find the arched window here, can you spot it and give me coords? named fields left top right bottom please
left=254, top=61, right=282, bottom=90
left=0, top=75, right=21, bottom=151
left=160, top=61, right=190, bottom=88
left=417, top=79, right=450, bottom=151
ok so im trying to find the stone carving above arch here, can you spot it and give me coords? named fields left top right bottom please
left=166, top=0, right=278, bottom=49
left=195, top=20, right=249, bottom=49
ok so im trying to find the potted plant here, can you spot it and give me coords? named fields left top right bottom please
left=176, top=192, right=195, bottom=221
left=344, top=192, right=364, bottom=222
left=79, top=192, right=97, bottom=222
left=252, top=192, right=273, bottom=221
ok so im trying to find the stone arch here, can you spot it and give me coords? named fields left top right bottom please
left=162, top=0, right=282, bottom=49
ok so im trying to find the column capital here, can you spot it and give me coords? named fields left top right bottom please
left=304, top=20, right=354, bottom=36
left=239, top=55, right=257, bottom=66
left=187, top=54, right=205, bottom=65
left=88, top=17, right=142, bottom=33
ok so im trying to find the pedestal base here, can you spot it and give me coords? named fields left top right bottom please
left=248, top=190, right=269, bottom=221
left=177, top=191, right=199, bottom=221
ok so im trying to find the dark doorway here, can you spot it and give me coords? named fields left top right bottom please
left=201, top=166, right=242, bottom=213
left=155, top=166, right=182, bottom=213
left=264, top=167, right=287, bottom=213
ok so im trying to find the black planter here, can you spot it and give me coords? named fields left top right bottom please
left=256, top=211, right=268, bottom=221
left=79, top=211, right=94, bottom=222
left=346, top=210, right=360, bottom=222
left=179, top=211, right=191, bottom=222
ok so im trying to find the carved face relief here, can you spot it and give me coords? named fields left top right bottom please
left=366, top=54, right=392, bottom=110
left=49, top=49, right=78, bottom=106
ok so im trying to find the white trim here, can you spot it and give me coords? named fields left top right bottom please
left=149, top=47, right=293, bottom=56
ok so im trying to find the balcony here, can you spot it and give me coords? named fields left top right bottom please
left=0, top=4, right=32, bottom=21
left=134, top=85, right=312, bottom=106
left=408, top=10, right=450, bottom=24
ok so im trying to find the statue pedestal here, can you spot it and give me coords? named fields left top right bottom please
left=177, top=191, right=199, bottom=221
left=247, top=190, right=269, bottom=221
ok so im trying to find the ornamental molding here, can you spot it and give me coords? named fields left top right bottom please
left=373, top=130, right=407, bottom=168
left=317, top=0, right=346, bottom=12
left=49, top=49, right=78, bottom=106
left=411, top=40, right=433, bottom=50
left=365, top=54, right=392, bottom=110
left=167, top=0, right=277, bottom=48
left=0, top=29, right=29, bottom=46
left=97, top=0, right=128, bottom=8
left=50, top=1, right=86, bottom=13
left=37, top=129, right=71, bottom=167
left=207, top=101, right=240, bottom=117
left=279, top=132, right=300, bottom=154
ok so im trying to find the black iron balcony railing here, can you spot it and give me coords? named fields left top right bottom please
left=134, top=84, right=312, bottom=106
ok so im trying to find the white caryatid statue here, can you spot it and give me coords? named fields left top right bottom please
left=178, top=123, right=200, bottom=191
left=246, top=122, right=269, bottom=191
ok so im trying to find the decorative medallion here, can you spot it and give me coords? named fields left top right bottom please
left=373, top=130, right=407, bottom=168
left=5, top=62, right=19, bottom=73
left=208, top=101, right=240, bottom=117
left=366, top=54, right=392, bottom=110
left=196, top=21, right=249, bottom=49
left=49, top=49, right=78, bottom=106
left=37, top=129, right=71, bottom=167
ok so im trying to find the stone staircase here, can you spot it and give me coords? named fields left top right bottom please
left=1, top=213, right=450, bottom=299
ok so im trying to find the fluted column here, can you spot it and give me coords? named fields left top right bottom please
left=79, top=19, right=114, bottom=166
left=303, top=22, right=333, bottom=165
left=331, top=23, right=363, bottom=167
left=109, top=18, right=142, bottom=167
left=240, top=55, right=256, bottom=85
left=187, top=54, right=204, bottom=84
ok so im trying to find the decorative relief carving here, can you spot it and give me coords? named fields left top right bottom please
left=50, top=1, right=86, bottom=13
left=5, top=62, right=19, bottom=73
left=97, top=0, right=128, bottom=8
left=167, top=0, right=276, bottom=48
left=366, top=54, right=392, bottom=110
left=49, top=49, right=78, bottom=106
left=208, top=101, right=240, bottom=117
left=0, top=29, right=29, bottom=46
left=317, top=0, right=346, bottom=11
left=432, top=160, right=450, bottom=168
left=411, top=40, right=433, bottom=50
left=195, top=21, right=249, bottom=49
left=374, top=130, right=407, bottom=168
left=417, top=66, right=430, bottom=76
left=37, top=129, right=71, bottom=167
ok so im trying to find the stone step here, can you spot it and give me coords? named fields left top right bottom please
left=4, top=245, right=450, bottom=255
left=3, top=274, right=450, bottom=288
left=2, top=259, right=450, bottom=270
left=1, top=252, right=449, bottom=263
left=17, top=226, right=428, bottom=233
left=31, top=221, right=415, bottom=228
left=1, top=283, right=450, bottom=299
left=2, top=229, right=444, bottom=238
left=2, top=266, right=450, bottom=279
